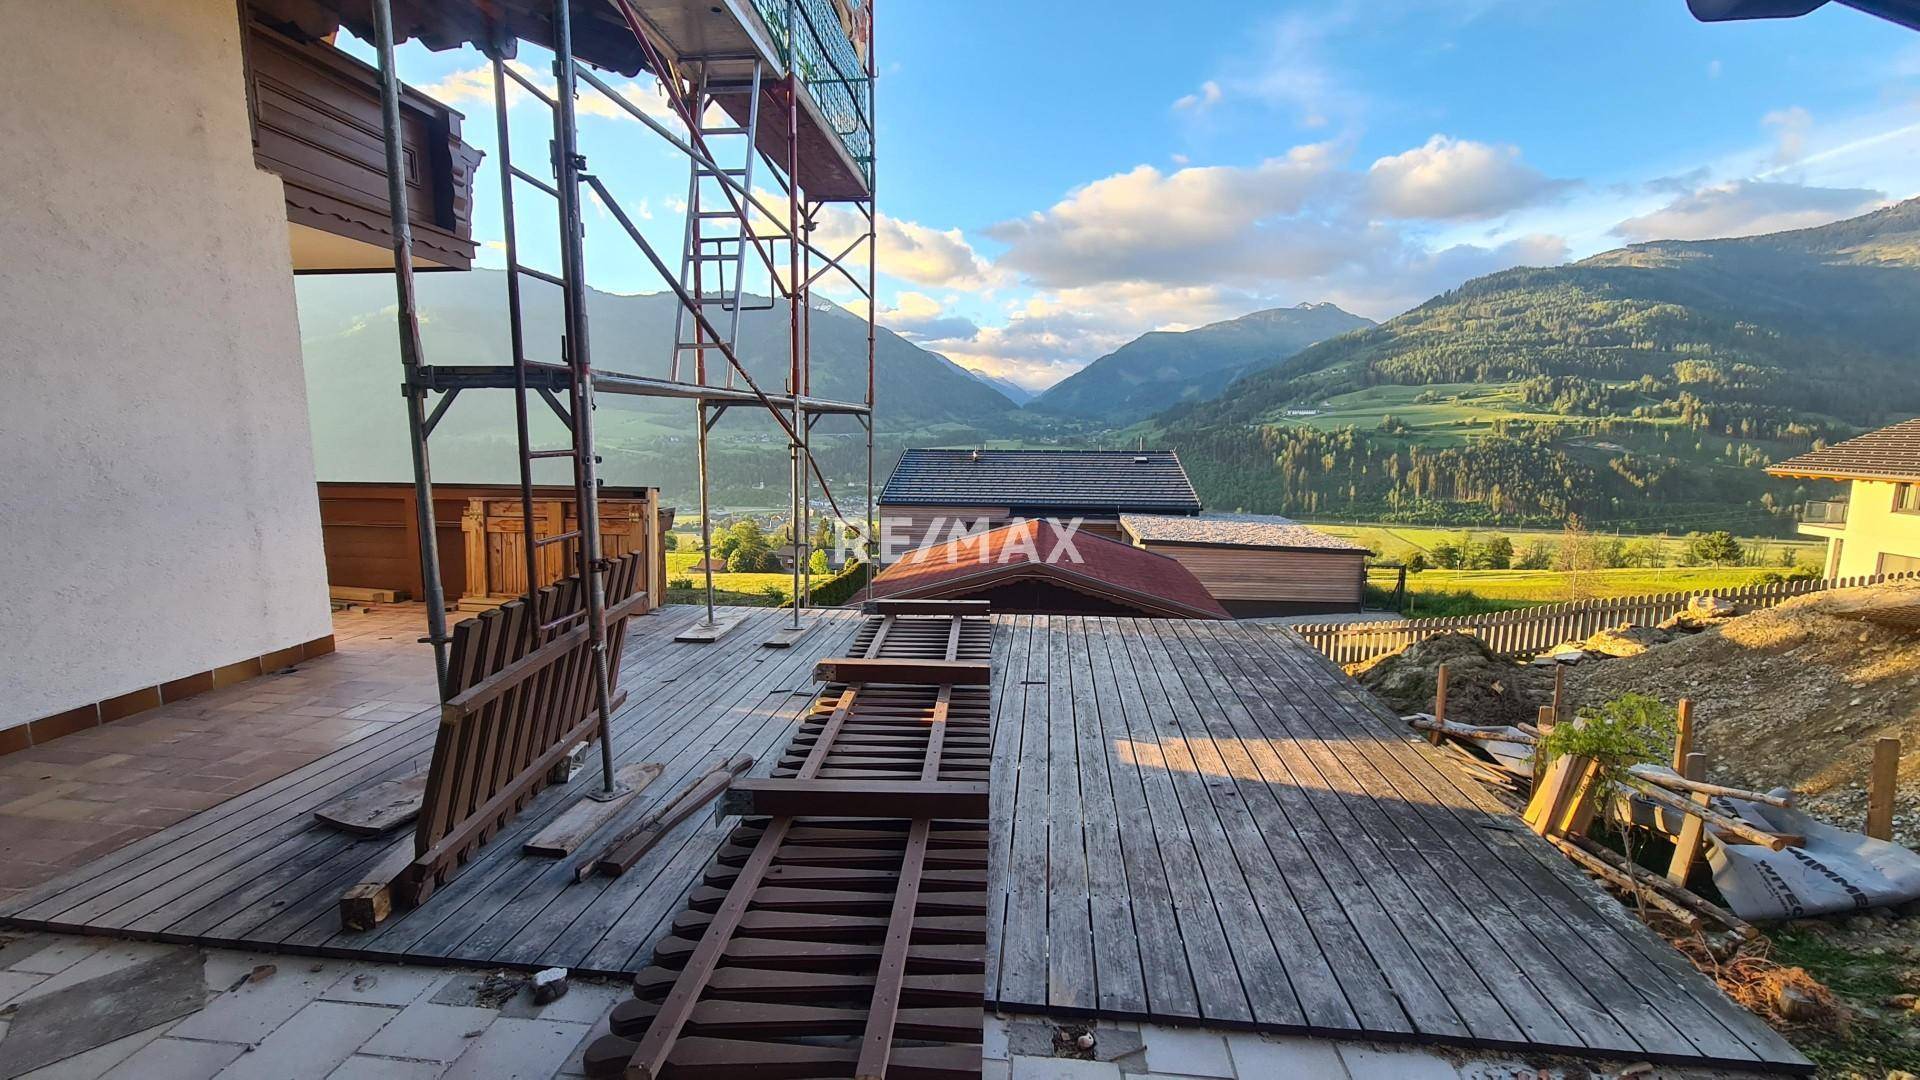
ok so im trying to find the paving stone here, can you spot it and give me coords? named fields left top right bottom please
left=169, top=961, right=341, bottom=1046
left=214, top=1000, right=399, bottom=1080
left=356, top=1001, right=500, bottom=1064
left=320, top=967, right=444, bottom=1009
left=323, top=1058, right=443, bottom=1080
left=1005, top=1019, right=1060, bottom=1057
left=106, top=1036, right=248, bottom=1079
left=1338, top=1043, right=1463, bottom=1080
left=1138, top=1026, right=1234, bottom=1078
left=553, top=1011, right=611, bottom=1077
left=1010, top=1058, right=1123, bottom=1080
left=982, top=1062, right=1010, bottom=1080
left=0, top=934, right=58, bottom=970
left=7, top=938, right=101, bottom=976
left=440, top=1016, right=590, bottom=1080
left=12, top=1018, right=179, bottom=1080
left=0, top=969, right=48, bottom=1007
left=200, top=952, right=298, bottom=995
left=429, top=972, right=526, bottom=1009
left=982, top=1015, right=1010, bottom=1061
left=1225, top=1032, right=1350, bottom=1078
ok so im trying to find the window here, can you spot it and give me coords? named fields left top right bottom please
left=1896, top=483, right=1920, bottom=515
left=1880, top=553, right=1920, bottom=576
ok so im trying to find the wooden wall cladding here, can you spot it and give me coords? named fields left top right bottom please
left=244, top=17, right=481, bottom=270
left=316, top=483, right=666, bottom=609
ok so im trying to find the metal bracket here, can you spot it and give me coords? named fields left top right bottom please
left=585, top=782, right=633, bottom=803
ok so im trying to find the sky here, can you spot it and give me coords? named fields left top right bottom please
left=344, top=1, right=1920, bottom=392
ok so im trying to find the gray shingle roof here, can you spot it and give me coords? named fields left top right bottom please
left=879, top=449, right=1202, bottom=513
left=1768, top=418, right=1920, bottom=483
left=1121, top=512, right=1369, bottom=552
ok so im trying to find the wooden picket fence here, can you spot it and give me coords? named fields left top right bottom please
left=1295, top=571, right=1917, bottom=667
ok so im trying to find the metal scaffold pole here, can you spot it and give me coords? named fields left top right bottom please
left=785, top=65, right=804, bottom=633
left=551, top=0, right=622, bottom=796
left=371, top=0, right=450, bottom=697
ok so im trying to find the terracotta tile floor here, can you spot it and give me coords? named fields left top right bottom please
left=0, top=606, right=437, bottom=906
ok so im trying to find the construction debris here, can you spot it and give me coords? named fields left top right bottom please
left=531, top=967, right=569, bottom=1005
left=1351, top=632, right=1536, bottom=726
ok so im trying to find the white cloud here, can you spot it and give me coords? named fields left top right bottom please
left=877, top=291, right=980, bottom=340
left=1612, top=179, right=1886, bottom=242
left=1763, top=106, right=1813, bottom=165
left=420, top=60, right=681, bottom=126
left=987, top=145, right=1341, bottom=289
left=1173, top=80, right=1223, bottom=111
left=807, top=207, right=1002, bottom=291
left=1365, top=136, right=1570, bottom=221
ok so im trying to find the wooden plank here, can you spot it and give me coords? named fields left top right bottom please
left=1065, top=618, right=1148, bottom=1017
left=718, top=779, right=988, bottom=819
left=523, top=762, right=665, bottom=857
left=312, top=774, right=428, bottom=836
left=330, top=585, right=406, bottom=603
left=675, top=613, right=746, bottom=643
left=585, top=756, right=753, bottom=879
left=811, top=658, right=991, bottom=686
left=759, top=622, right=818, bottom=649
left=1042, top=617, right=1094, bottom=1012
left=1867, top=736, right=1901, bottom=841
left=1665, top=753, right=1710, bottom=886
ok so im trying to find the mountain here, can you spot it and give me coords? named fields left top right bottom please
left=1026, top=302, right=1373, bottom=423
left=967, top=368, right=1037, bottom=405
left=1154, top=198, right=1920, bottom=530
left=296, top=270, right=1016, bottom=505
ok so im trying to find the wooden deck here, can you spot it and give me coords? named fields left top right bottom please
left=0, top=608, right=1808, bottom=1072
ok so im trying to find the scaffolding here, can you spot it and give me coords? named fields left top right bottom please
left=365, top=0, right=877, bottom=795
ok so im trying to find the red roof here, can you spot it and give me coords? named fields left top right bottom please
left=869, top=519, right=1229, bottom=619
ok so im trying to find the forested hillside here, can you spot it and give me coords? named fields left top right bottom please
left=1154, top=198, right=1920, bottom=531
left=1027, top=302, right=1372, bottom=422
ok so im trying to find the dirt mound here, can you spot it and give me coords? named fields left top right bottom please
left=1566, top=580, right=1920, bottom=841
left=1349, top=631, right=1537, bottom=727
left=1581, top=623, right=1674, bottom=658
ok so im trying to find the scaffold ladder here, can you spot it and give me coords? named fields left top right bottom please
left=671, top=63, right=768, bottom=388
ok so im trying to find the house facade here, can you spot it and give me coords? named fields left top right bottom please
left=1768, top=417, right=1920, bottom=578
left=0, top=0, right=477, bottom=743
left=1120, top=512, right=1370, bottom=617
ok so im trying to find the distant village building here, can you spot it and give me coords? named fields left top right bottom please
left=1769, top=417, right=1920, bottom=578
left=1121, top=513, right=1369, bottom=616
left=876, top=448, right=1202, bottom=558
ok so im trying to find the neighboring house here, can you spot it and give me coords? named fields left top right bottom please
left=1, top=1, right=477, bottom=743
left=865, top=519, right=1230, bottom=619
left=877, top=448, right=1201, bottom=560
left=1768, top=418, right=1920, bottom=579
left=1121, top=513, right=1370, bottom=617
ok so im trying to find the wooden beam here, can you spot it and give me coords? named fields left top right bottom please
left=812, top=658, right=991, bottom=686
left=1867, top=736, right=1901, bottom=841
left=1629, top=763, right=1791, bottom=809
left=1664, top=752, right=1710, bottom=887
left=1672, top=698, right=1695, bottom=773
left=581, top=756, right=752, bottom=880
left=1551, top=665, right=1565, bottom=724
left=719, top=779, right=990, bottom=819
left=1633, top=781, right=1791, bottom=851
left=1428, top=664, right=1449, bottom=744
left=860, top=600, right=991, bottom=616
left=338, top=837, right=418, bottom=931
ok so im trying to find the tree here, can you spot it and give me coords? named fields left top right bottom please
left=1555, top=518, right=1600, bottom=600
left=1474, top=535, right=1514, bottom=570
left=1686, top=531, right=1744, bottom=566
left=663, top=532, right=680, bottom=551
left=809, top=549, right=832, bottom=574
left=1517, top=540, right=1555, bottom=570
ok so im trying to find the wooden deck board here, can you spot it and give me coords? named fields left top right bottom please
left=0, top=611, right=1808, bottom=1073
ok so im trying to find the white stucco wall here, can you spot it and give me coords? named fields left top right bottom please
left=1832, top=480, right=1920, bottom=577
left=0, top=0, right=333, bottom=729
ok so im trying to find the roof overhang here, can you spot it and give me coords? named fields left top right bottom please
left=252, top=0, right=654, bottom=74
left=1767, top=466, right=1920, bottom=484
left=1687, top=0, right=1920, bottom=30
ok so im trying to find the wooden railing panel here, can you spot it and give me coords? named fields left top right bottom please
left=1298, top=571, right=1919, bottom=667
left=395, top=553, right=646, bottom=907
